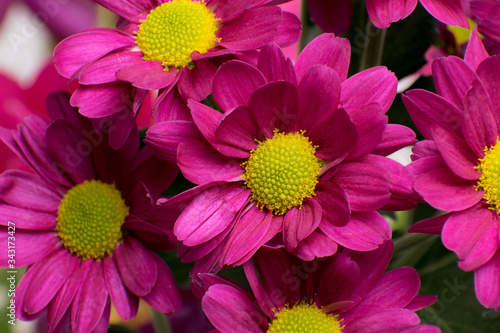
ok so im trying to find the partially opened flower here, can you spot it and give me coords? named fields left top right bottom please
left=53, top=0, right=301, bottom=130
left=0, top=92, right=181, bottom=332
left=307, top=0, right=469, bottom=30
left=151, top=34, right=417, bottom=273
left=192, top=241, right=439, bottom=333
left=404, top=30, right=500, bottom=309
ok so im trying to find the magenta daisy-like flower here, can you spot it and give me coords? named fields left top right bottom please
left=53, top=0, right=301, bottom=127
left=151, top=33, right=417, bottom=273
left=403, top=30, right=500, bottom=309
left=192, top=241, right=439, bottom=333
left=0, top=92, right=181, bottom=332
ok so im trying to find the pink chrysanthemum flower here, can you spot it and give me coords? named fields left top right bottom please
left=53, top=0, right=301, bottom=129
left=0, top=92, right=181, bottom=332
left=307, top=0, right=469, bottom=31
left=192, top=241, right=439, bottom=333
left=403, top=30, right=500, bottom=309
left=151, top=34, right=417, bottom=273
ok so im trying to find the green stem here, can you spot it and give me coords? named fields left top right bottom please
left=298, top=0, right=310, bottom=52
left=151, top=308, right=173, bottom=333
left=358, top=21, right=387, bottom=71
left=393, top=233, right=437, bottom=254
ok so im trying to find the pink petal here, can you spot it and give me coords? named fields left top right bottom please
left=273, top=9, right=302, bottom=47
left=291, top=229, right=338, bottom=261
left=178, top=59, right=217, bottom=101
left=320, top=211, right=391, bottom=251
left=475, top=249, right=500, bottom=310
left=372, top=124, right=417, bottom=156
left=408, top=212, right=451, bottom=235
left=366, top=0, right=418, bottom=28
left=114, top=237, right=158, bottom=297
left=442, top=204, right=499, bottom=271
left=218, top=6, right=281, bottom=51
left=116, top=61, right=178, bottom=90
left=189, top=99, right=224, bottom=146
left=419, top=0, right=469, bottom=28
left=414, top=167, right=482, bottom=211
left=315, top=181, right=350, bottom=227
left=215, top=105, right=259, bottom=154
left=342, top=308, right=420, bottom=332
left=0, top=229, right=60, bottom=267
left=94, top=0, right=152, bottom=22
left=283, top=198, right=322, bottom=251
left=213, top=60, right=267, bottom=112
left=307, top=0, right=353, bottom=34
left=174, top=185, right=249, bottom=246
left=464, top=28, right=489, bottom=71
left=103, top=256, right=139, bottom=321
left=295, top=33, right=351, bottom=82
left=257, top=43, right=297, bottom=85
left=77, top=51, right=144, bottom=84
left=209, top=0, right=252, bottom=22
left=476, top=55, right=500, bottom=130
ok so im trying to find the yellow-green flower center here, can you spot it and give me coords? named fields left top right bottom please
left=242, top=129, right=324, bottom=215
left=56, top=180, right=129, bottom=260
left=267, top=302, right=344, bottom=333
left=475, top=139, right=500, bottom=212
left=135, top=0, right=220, bottom=69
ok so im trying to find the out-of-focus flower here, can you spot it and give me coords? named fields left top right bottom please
left=0, top=61, right=78, bottom=172
left=151, top=34, right=417, bottom=274
left=53, top=0, right=301, bottom=140
left=0, top=0, right=97, bottom=40
left=0, top=92, right=181, bottom=332
left=404, top=30, right=500, bottom=309
left=192, top=241, right=439, bottom=332
left=307, top=0, right=469, bottom=31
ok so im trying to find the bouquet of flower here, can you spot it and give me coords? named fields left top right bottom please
left=1, top=0, right=500, bottom=332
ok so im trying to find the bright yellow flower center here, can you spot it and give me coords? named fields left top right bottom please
left=56, top=180, right=129, bottom=260
left=242, top=129, right=324, bottom=215
left=267, top=302, right=344, bottom=333
left=476, top=139, right=500, bottom=212
left=135, top=0, right=220, bottom=69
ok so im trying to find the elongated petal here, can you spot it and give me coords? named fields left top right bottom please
left=114, top=237, right=157, bottom=297
left=103, top=256, right=139, bottom=321
left=174, top=185, right=249, bottom=246
left=54, top=28, right=135, bottom=78
left=0, top=229, right=60, bottom=267
left=218, top=6, right=281, bottom=51
left=342, top=308, right=420, bottom=332
left=142, top=253, right=181, bottom=313
left=342, top=66, right=397, bottom=114
left=77, top=51, right=143, bottom=84
left=366, top=0, right=418, bottom=28
left=476, top=55, right=500, bottom=130
left=295, top=33, right=351, bottom=82
left=419, top=0, right=469, bottom=28
left=464, top=28, right=489, bottom=71
left=320, top=211, right=391, bottom=251
left=432, top=124, right=481, bottom=180
left=189, top=99, right=224, bottom=146
left=414, top=167, right=482, bottom=211
left=283, top=198, right=322, bottom=251
left=177, top=59, right=216, bottom=101
left=94, top=0, right=152, bottom=22
left=442, top=204, right=499, bottom=271
left=408, top=212, right=451, bottom=235
left=475, top=249, right=500, bottom=310
left=292, top=230, right=338, bottom=261
left=213, top=60, right=267, bottom=112
left=372, top=124, right=417, bottom=156
left=315, top=181, right=350, bottom=227
left=116, top=61, right=178, bottom=90
left=257, top=43, right=297, bottom=85
left=215, top=105, right=259, bottom=154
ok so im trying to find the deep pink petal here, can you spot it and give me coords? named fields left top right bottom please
left=142, top=253, right=181, bottom=313
left=432, top=56, right=477, bottom=109
left=252, top=246, right=300, bottom=310
left=220, top=207, right=280, bottom=267
left=213, top=60, right=267, bottom=112
left=365, top=0, right=418, bottom=28
left=153, top=84, right=190, bottom=122
left=372, top=124, right=417, bottom=156
left=307, top=0, right=353, bottom=34
left=405, top=295, right=438, bottom=311
left=476, top=55, right=500, bottom=130
left=335, top=160, right=391, bottom=211
left=291, top=229, right=339, bottom=261
left=273, top=9, right=302, bottom=47
left=114, top=236, right=158, bottom=297
left=419, top=0, right=469, bottom=27
left=283, top=198, right=322, bottom=251
left=477, top=4, right=500, bottom=44
left=342, top=308, right=420, bottom=332
left=442, top=204, right=499, bottom=271
left=257, top=43, right=297, bottom=85
left=189, top=99, right=224, bottom=146
left=215, top=105, right=260, bottom=154
left=475, top=249, right=500, bottom=310
left=53, top=28, right=135, bottom=78
left=23, top=249, right=79, bottom=315
left=202, top=284, right=268, bottom=332
left=462, top=79, right=498, bottom=156
left=341, top=66, right=397, bottom=114
left=432, top=124, right=481, bottom=180
left=177, top=59, right=217, bottom=101
left=0, top=229, right=60, bottom=267
left=77, top=51, right=143, bottom=84
left=294, top=64, right=341, bottom=134
left=320, top=211, right=391, bottom=251
left=248, top=81, right=298, bottom=138
left=70, top=260, right=109, bottom=333
left=295, top=33, right=351, bottom=82
left=174, top=185, right=250, bottom=246
left=177, top=140, right=244, bottom=183
left=315, top=181, right=350, bottom=227
left=103, top=256, right=139, bottom=321
left=403, top=89, right=464, bottom=140
left=218, top=6, right=281, bottom=51
left=464, top=28, right=489, bottom=71
left=408, top=212, right=451, bottom=235
left=209, top=0, right=252, bottom=22
left=414, top=167, right=482, bottom=211
left=116, top=61, right=178, bottom=90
